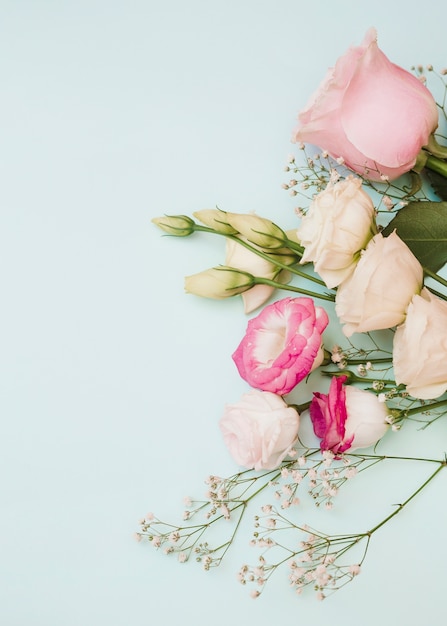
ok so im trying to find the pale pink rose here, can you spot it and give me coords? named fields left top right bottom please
left=310, top=376, right=389, bottom=454
left=297, top=176, right=377, bottom=288
left=219, top=390, right=300, bottom=470
left=393, top=288, right=447, bottom=399
left=335, top=231, right=423, bottom=336
left=292, top=28, right=438, bottom=181
left=232, top=297, right=329, bottom=395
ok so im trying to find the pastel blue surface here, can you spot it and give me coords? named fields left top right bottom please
left=1, top=2, right=446, bottom=624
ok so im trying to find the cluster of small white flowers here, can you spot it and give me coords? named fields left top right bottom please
left=237, top=557, right=270, bottom=594
left=135, top=472, right=258, bottom=568
left=382, top=195, right=395, bottom=210
left=239, top=524, right=363, bottom=599
left=356, top=361, right=372, bottom=377
left=265, top=452, right=364, bottom=512
left=306, top=453, right=362, bottom=508
left=282, top=148, right=341, bottom=201
left=331, top=345, right=347, bottom=369
left=288, top=544, right=362, bottom=600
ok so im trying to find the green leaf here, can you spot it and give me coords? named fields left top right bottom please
left=381, top=201, right=447, bottom=272
left=425, top=169, right=447, bottom=201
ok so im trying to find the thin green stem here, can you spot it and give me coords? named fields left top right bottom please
left=255, top=277, right=335, bottom=302
left=321, top=369, right=398, bottom=386
left=282, top=237, right=305, bottom=255
left=426, top=285, right=447, bottom=301
left=193, top=224, right=330, bottom=290
left=367, top=461, right=446, bottom=536
left=289, top=401, right=311, bottom=413
left=345, top=357, right=392, bottom=365
left=423, top=266, right=447, bottom=289
left=405, top=398, right=447, bottom=417
left=347, top=452, right=443, bottom=464
left=425, top=154, right=447, bottom=178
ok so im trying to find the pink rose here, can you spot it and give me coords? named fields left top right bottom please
left=292, top=28, right=438, bottom=181
left=310, top=376, right=390, bottom=454
left=219, top=390, right=300, bottom=470
left=232, top=297, right=329, bottom=395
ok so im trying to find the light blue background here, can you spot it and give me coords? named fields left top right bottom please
left=1, top=1, right=446, bottom=624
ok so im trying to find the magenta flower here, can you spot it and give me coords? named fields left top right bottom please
left=310, top=376, right=390, bottom=454
left=232, top=297, right=329, bottom=395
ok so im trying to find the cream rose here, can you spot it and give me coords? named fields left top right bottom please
left=297, top=176, right=377, bottom=288
left=219, top=390, right=300, bottom=470
left=393, top=288, right=447, bottom=399
left=335, top=231, right=423, bottom=336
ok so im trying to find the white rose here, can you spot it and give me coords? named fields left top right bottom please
left=393, top=288, right=447, bottom=399
left=343, top=386, right=390, bottom=450
left=219, top=390, right=300, bottom=470
left=297, top=177, right=377, bottom=288
left=335, top=231, right=423, bottom=336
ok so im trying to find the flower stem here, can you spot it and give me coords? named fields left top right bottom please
left=425, top=154, right=447, bottom=178
left=366, top=459, right=446, bottom=536
left=254, top=277, right=335, bottom=302
left=321, top=369, right=398, bottom=385
left=405, top=398, right=447, bottom=417
left=282, top=237, right=305, bottom=255
left=289, top=401, right=311, bottom=413
left=423, top=266, right=447, bottom=289
left=345, top=357, right=392, bottom=365
left=194, top=225, right=330, bottom=288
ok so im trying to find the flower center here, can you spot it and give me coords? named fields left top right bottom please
left=254, top=324, right=287, bottom=365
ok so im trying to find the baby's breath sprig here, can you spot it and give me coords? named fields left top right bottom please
left=137, top=446, right=446, bottom=593
left=329, top=335, right=393, bottom=374
left=283, top=144, right=433, bottom=216
left=136, top=467, right=284, bottom=568
left=284, top=146, right=340, bottom=208
left=240, top=454, right=446, bottom=600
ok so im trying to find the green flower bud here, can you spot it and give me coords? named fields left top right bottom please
left=285, top=229, right=302, bottom=246
left=225, top=213, right=287, bottom=249
left=184, top=266, right=255, bottom=300
left=193, top=209, right=238, bottom=235
left=267, top=247, right=301, bottom=267
left=152, top=215, right=195, bottom=236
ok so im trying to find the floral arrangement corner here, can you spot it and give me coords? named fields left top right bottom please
left=144, top=27, right=447, bottom=601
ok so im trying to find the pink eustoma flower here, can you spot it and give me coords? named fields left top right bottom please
left=232, top=297, right=329, bottom=395
left=219, top=390, right=300, bottom=470
left=310, top=375, right=389, bottom=454
left=292, top=28, right=438, bottom=181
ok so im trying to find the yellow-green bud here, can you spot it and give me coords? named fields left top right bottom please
left=152, top=215, right=195, bottom=236
left=184, top=266, right=255, bottom=300
left=267, top=247, right=300, bottom=267
left=285, top=229, right=302, bottom=246
left=225, top=213, right=287, bottom=249
left=193, top=209, right=238, bottom=235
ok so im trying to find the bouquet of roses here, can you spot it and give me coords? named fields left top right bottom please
left=141, top=28, right=447, bottom=600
